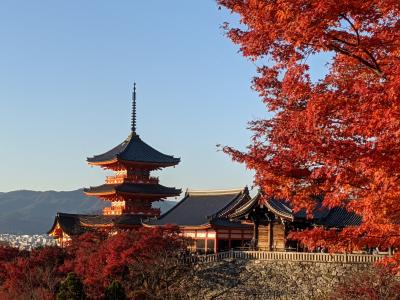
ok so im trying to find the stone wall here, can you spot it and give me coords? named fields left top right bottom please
left=185, top=258, right=373, bottom=300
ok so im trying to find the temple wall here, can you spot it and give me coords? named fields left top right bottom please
left=183, top=229, right=253, bottom=253
left=258, top=222, right=285, bottom=251
left=185, top=259, right=374, bottom=300
left=272, top=222, right=285, bottom=251
left=257, top=225, right=269, bottom=250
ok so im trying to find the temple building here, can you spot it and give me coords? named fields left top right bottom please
left=48, top=84, right=181, bottom=245
left=48, top=84, right=362, bottom=251
left=143, top=189, right=362, bottom=253
left=145, top=188, right=254, bottom=253
left=228, top=192, right=362, bottom=252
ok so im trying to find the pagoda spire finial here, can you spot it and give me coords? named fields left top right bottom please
left=131, top=82, right=137, bottom=135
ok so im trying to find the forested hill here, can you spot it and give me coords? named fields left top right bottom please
left=0, top=189, right=177, bottom=234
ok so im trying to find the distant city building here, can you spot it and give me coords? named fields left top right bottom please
left=0, top=234, right=56, bottom=250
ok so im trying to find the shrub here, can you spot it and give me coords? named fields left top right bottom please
left=328, top=266, right=400, bottom=300
left=104, top=280, right=126, bottom=300
left=57, top=272, right=86, bottom=300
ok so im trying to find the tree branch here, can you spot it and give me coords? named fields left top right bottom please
left=328, top=42, right=383, bottom=76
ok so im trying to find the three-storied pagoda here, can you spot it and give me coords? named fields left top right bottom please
left=48, top=84, right=181, bottom=244
left=84, top=83, right=181, bottom=217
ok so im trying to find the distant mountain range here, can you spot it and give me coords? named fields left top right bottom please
left=0, top=189, right=178, bottom=234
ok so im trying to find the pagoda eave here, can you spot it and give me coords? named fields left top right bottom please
left=88, top=158, right=179, bottom=171
left=84, top=183, right=181, bottom=198
left=118, top=158, right=180, bottom=169
left=117, top=191, right=181, bottom=198
left=84, top=190, right=116, bottom=197
left=88, top=159, right=118, bottom=167
left=84, top=190, right=180, bottom=199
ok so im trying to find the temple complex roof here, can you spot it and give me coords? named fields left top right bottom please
left=84, top=182, right=181, bottom=197
left=146, top=188, right=250, bottom=227
left=265, top=197, right=330, bottom=221
left=87, top=134, right=180, bottom=166
left=228, top=192, right=362, bottom=228
left=48, top=213, right=144, bottom=236
left=321, top=206, right=362, bottom=227
left=265, top=198, right=361, bottom=227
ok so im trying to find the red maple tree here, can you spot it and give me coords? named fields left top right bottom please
left=218, top=0, right=400, bottom=268
left=0, top=246, right=24, bottom=287
left=0, top=246, right=65, bottom=300
left=62, top=226, right=188, bottom=299
left=0, top=227, right=188, bottom=299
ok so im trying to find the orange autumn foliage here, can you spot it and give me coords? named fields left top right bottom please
left=61, top=226, right=188, bottom=299
left=0, top=227, right=188, bottom=299
left=219, top=0, right=400, bottom=268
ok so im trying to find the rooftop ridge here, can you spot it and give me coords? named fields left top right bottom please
left=186, top=188, right=245, bottom=196
left=228, top=191, right=261, bottom=219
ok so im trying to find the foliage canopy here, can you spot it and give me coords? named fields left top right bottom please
left=219, top=0, right=400, bottom=269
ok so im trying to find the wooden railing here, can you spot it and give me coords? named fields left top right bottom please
left=184, top=250, right=389, bottom=264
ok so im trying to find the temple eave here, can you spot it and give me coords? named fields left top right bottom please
left=84, top=192, right=180, bottom=199
left=87, top=158, right=118, bottom=166
left=84, top=191, right=116, bottom=197
left=84, top=186, right=181, bottom=198
left=118, top=158, right=180, bottom=168
left=87, top=158, right=179, bottom=171
left=117, top=191, right=181, bottom=198
left=79, top=223, right=114, bottom=228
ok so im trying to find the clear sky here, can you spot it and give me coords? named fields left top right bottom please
left=0, top=1, right=260, bottom=193
left=0, top=1, right=329, bottom=193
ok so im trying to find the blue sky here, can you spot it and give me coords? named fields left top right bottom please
left=0, top=1, right=329, bottom=193
left=0, top=1, right=263, bottom=193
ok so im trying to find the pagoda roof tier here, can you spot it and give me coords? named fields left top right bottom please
left=48, top=213, right=144, bottom=236
left=87, top=134, right=180, bottom=167
left=84, top=182, right=181, bottom=198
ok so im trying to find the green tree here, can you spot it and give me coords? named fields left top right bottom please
left=104, top=280, right=126, bottom=300
left=57, top=272, right=86, bottom=300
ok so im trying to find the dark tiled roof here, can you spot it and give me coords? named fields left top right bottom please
left=113, top=214, right=146, bottom=225
left=215, top=187, right=251, bottom=218
left=265, top=198, right=362, bottom=227
left=48, top=213, right=89, bottom=236
left=48, top=213, right=144, bottom=236
left=228, top=192, right=362, bottom=228
left=227, top=192, right=260, bottom=219
left=266, top=198, right=330, bottom=221
left=84, top=183, right=181, bottom=197
left=87, top=134, right=180, bottom=165
left=321, top=207, right=362, bottom=227
left=146, top=188, right=248, bottom=226
left=210, top=218, right=253, bottom=229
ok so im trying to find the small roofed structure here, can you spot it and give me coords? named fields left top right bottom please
left=145, top=188, right=254, bottom=253
left=48, top=213, right=144, bottom=247
left=230, top=192, right=362, bottom=251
